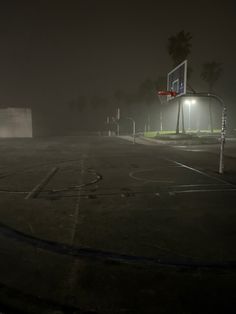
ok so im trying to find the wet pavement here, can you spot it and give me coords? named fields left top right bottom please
left=0, top=136, right=236, bottom=313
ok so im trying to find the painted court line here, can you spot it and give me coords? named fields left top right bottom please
left=167, top=159, right=233, bottom=186
left=25, top=167, right=59, bottom=200
left=129, top=169, right=174, bottom=183
left=70, top=158, right=85, bottom=245
left=169, top=188, right=236, bottom=195
left=171, top=183, right=232, bottom=188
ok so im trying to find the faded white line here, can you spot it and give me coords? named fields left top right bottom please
left=169, top=188, right=236, bottom=195
left=70, top=158, right=85, bottom=245
left=171, top=183, right=231, bottom=188
left=129, top=169, right=174, bottom=183
left=167, top=159, right=233, bottom=185
left=70, top=192, right=81, bottom=244
left=28, top=223, right=34, bottom=234
left=67, top=157, right=86, bottom=299
left=0, top=190, right=27, bottom=194
left=25, top=167, right=59, bottom=200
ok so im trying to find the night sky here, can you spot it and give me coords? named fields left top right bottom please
left=0, top=0, right=235, bottom=110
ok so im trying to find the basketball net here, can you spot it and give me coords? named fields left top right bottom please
left=157, top=91, right=178, bottom=105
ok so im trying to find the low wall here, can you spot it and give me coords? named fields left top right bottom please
left=0, top=108, right=32, bottom=138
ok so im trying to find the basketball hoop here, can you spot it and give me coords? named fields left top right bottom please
left=157, top=91, right=178, bottom=97
left=157, top=90, right=178, bottom=105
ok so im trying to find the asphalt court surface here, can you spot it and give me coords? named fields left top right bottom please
left=0, top=136, right=236, bottom=313
left=0, top=137, right=235, bottom=259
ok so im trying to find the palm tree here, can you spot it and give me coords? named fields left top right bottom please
left=167, top=30, right=192, bottom=134
left=201, top=62, right=223, bottom=133
left=167, top=30, right=192, bottom=67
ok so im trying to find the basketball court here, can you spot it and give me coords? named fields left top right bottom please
left=157, top=59, right=226, bottom=175
left=0, top=135, right=235, bottom=312
left=0, top=59, right=232, bottom=314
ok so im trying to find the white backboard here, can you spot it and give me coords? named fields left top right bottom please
left=167, top=60, right=187, bottom=101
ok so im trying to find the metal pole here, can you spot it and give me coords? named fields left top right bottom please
left=148, top=113, right=151, bottom=132
left=188, top=103, right=191, bottom=130
left=205, top=94, right=226, bottom=174
left=160, top=111, right=163, bottom=132
left=219, top=105, right=226, bottom=174
left=133, top=120, right=136, bottom=144
left=106, top=116, right=111, bottom=136
left=209, top=97, right=213, bottom=133
left=117, top=107, right=120, bottom=136
left=181, top=99, right=185, bottom=133
left=176, top=98, right=181, bottom=134
left=179, top=93, right=226, bottom=174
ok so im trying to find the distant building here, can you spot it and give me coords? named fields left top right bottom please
left=0, top=107, right=32, bottom=138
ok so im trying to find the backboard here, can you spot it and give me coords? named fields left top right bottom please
left=167, top=60, right=187, bottom=101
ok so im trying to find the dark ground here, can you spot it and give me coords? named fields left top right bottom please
left=0, top=136, right=236, bottom=314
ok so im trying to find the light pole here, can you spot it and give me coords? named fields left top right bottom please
left=157, top=91, right=226, bottom=174
left=184, top=99, right=196, bottom=131
left=160, top=110, right=163, bottom=132
left=183, top=93, right=226, bottom=174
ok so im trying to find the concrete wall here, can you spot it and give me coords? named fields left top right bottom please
left=0, top=108, right=32, bottom=137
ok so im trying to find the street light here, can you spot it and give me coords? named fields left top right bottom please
left=157, top=90, right=226, bottom=174
left=184, top=99, right=196, bottom=131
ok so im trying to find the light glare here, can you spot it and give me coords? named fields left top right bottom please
left=184, top=99, right=196, bottom=105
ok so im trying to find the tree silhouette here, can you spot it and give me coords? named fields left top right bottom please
left=201, top=62, right=223, bottom=89
left=201, top=61, right=223, bottom=133
left=167, top=30, right=192, bottom=67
